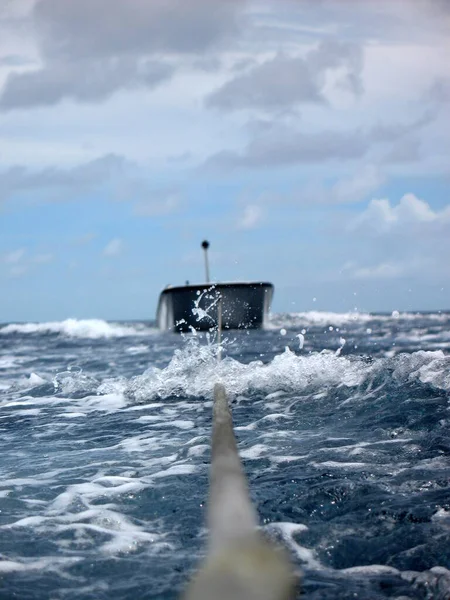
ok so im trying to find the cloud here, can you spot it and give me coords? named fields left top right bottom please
left=1, top=247, right=54, bottom=278
left=34, top=0, right=243, bottom=59
left=203, top=107, right=435, bottom=170
left=0, top=58, right=175, bottom=109
left=0, top=0, right=246, bottom=109
left=32, top=253, right=54, bottom=264
left=236, top=204, right=264, bottom=229
left=132, top=187, right=181, bottom=217
left=228, top=166, right=385, bottom=232
left=342, top=261, right=404, bottom=280
left=102, top=238, right=123, bottom=257
left=207, top=54, right=322, bottom=112
left=340, top=194, right=450, bottom=285
left=350, top=193, right=450, bottom=235
left=0, top=55, right=35, bottom=67
left=0, top=155, right=186, bottom=218
left=370, top=111, right=435, bottom=144
left=428, top=78, right=450, bottom=105
left=207, top=41, right=363, bottom=112
left=8, top=265, right=28, bottom=278
left=328, top=165, right=385, bottom=204
left=166, top=151, right=192, bottom=164
left=72, top=233, right=97, bottom=246
left=280, top=164, right=385, bottom=205
left=205, top=127, right=369, bottom=170
left=251, top=1, right=450, bottom=46
left=3, top=248, right=26, bottom=264
left=0, top=154, right=127, bottom=203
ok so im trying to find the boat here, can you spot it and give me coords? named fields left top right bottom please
left=156, top=241, right=274, bottom=332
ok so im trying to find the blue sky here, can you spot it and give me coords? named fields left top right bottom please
left=0, top=0, right=449, bottom=322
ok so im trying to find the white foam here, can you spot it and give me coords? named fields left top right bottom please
left=50, top=479, right=148, bottom=513
left=10, top=515, right=48, bottom=528
left=430, top=566, right=450, bottom=576
left=392, top=350, right=450, bottom=391
left=0, top=355, right=22, bottom=369
left=119, top=433, right=166, bottom=453
left=432, top=508, right=450, bottom=521
left=13, top=408, right=41, bottom=416
left=126, top=341, right=372, bottom=403
left=28, top=372, right=47, bottom=386
left=125, top=344, right=150, bottom=354
left=152, top=464, right=198, bottom=479
left=7, top=504, right=163, bottom=557
left=0, top=319, right=156, bottom=339
left=269, top=311, right=448, bottom=328
left=169, top=419, right=195, bottom=429
left=269, top=455, right=306, bottom=464
left=240, top=444, right=268, bottom=459
left=82, top=393, right=127, bottom=412
left=17, top=340, right=445, bottom=417
left=340, top=565, right=400, bottom=575
left=311, top=461, right=369, bottom=469
left=136, top=415, right=165, bottom=423
left=187, top=444, right=209, bottom=457
left=1, top=475, right=58, bottom=488
left=59, top=412, right=86, bottom=418
left=0, top=557, right=80, bottom=573
left=266, top=522, right=322, bottom=570
left=269, top=311, right=374, bottom=327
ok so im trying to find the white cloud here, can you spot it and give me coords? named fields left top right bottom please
left=3, top=248, right=26, bottom=263
left=331, top=165, right=385, bottom=204
left=236, top=204, right=264, bottom=229
left=342, top=261, right=404, bottom=280
left=293, top=164, right=385, bottom=205
left=32, top=253, right=53, bottom=264
left=1, top=248, right=54, bottom=278
left=102, top=238, right=123, bottom=257
left=8, top=265, right=28, bottom=278
left=339, top=193, right=450, bottom=287
left=72, top=232, right=97, bottom=245
left=350, top=193, right=450, bottom=234
left=132, top=187, right=181, bottom=217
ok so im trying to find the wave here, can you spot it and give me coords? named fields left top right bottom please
left=268, top=310, right=448, bottom=328
left=125, top=344, right=450, bottom=402
left=28, top=338, right=446, bottom=409
left=0, top=319, right=156, bottom=339
left=1, top=312, right=447, bottom=339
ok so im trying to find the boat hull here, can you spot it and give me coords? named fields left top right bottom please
left=157, top=282, right=274, bottom=332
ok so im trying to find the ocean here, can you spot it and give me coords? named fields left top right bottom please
left=0, top=311, right=449, bottom=599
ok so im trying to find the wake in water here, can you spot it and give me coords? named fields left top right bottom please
left=0, top=313, right=449, bottom=599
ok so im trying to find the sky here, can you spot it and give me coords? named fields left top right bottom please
left=0, top=0, right=449, bottom=322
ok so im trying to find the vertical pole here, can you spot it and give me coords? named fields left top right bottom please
left=201, top=240, right=210, bottom=283
left=217, top=295, right=222, bottom=362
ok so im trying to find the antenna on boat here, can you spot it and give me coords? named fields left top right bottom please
left=201, top=240, right=210, bottom=283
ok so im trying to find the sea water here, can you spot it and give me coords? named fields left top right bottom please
left=0, top=312, right=449, bottom=599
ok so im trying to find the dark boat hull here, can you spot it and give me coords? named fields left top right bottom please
left=157, top=282, right=274, bottom=332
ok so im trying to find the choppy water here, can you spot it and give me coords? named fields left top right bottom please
left=1, top=311, right=449, bottom=599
